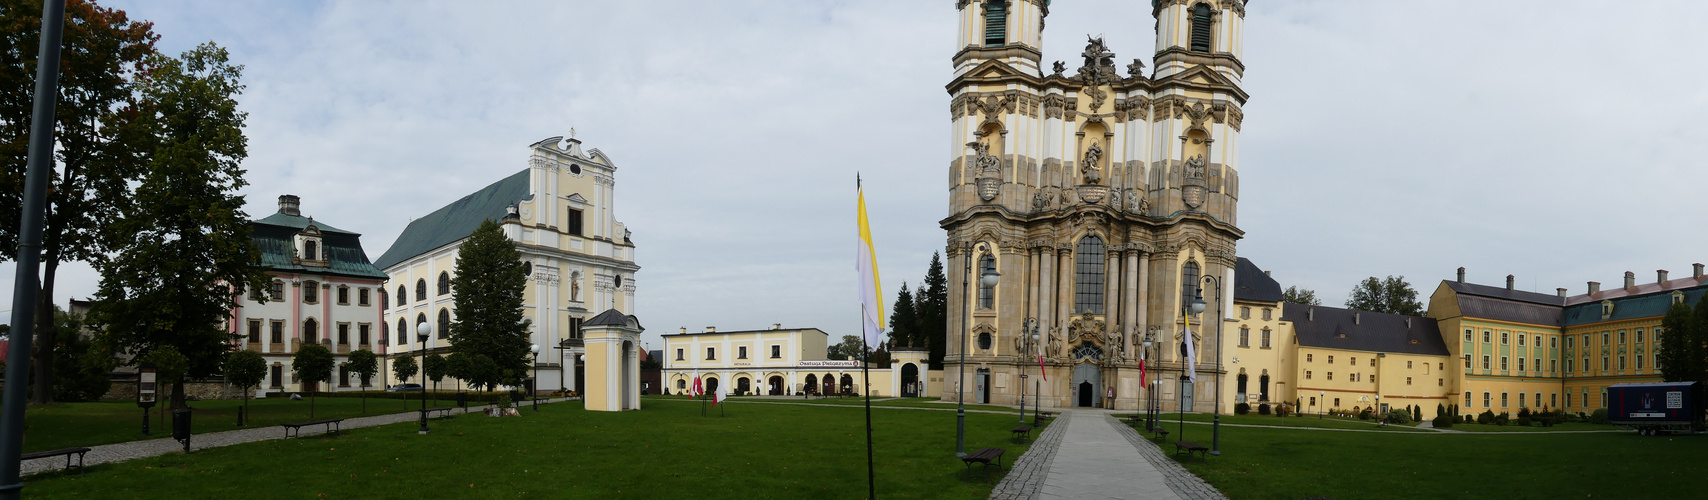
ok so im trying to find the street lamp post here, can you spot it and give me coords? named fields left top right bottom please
left=1190, top=276, right=1225, bottom=456
left=530, top=344, right=540, bottom=412
left=1320, top=391, right=1325, bottom=420
left=416, top=321, right=431, bottom=434
left=955, top=240, right=999, bottom=458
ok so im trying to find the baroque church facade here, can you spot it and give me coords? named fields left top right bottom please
left=942, top=0, right=1249, bottom=412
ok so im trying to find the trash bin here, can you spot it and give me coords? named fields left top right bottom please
left=172, top=409, right=192, bottom=453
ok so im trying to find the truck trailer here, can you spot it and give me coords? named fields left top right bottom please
left=1606, top=381, right=1702, bottom=435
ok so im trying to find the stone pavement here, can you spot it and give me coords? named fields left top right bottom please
left=20, top=397, right=576, bottom=476
left=991, top=409, right=1228, bottom=500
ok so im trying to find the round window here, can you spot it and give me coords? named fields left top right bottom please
left=521, top=261, right=533, bottom=277
left=978, top=332, right=992, bottom=350
left=570, top=164, right=582, bottom=175
left=615, top=275, right=624, bottom=287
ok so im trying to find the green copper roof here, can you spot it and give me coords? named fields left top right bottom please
left=251, top=214, right=387, bottom=280
left=372, top=169, right=530, bottom=270
left=1563, top=285, right=1708, bottom=327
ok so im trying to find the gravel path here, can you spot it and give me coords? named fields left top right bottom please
left=21, top=397, right=576, bottom=476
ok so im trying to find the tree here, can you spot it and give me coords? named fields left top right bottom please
left=222, top=349, right=265, bottom=423
left=444, top=351, right=470, bottom=392
left=292, top=343, right=334, bottom=417
left=346, top=349, right=378, bottom=413
left=464, top=354, right=501, bottom=392
left=919, top=252, right=948, bottom=370
left=1282, top=286, right=1321, bottom=306
left=85, top=43, right=268, bottom=410
left=392, top=355, right=418, bottom=385
left=448, top=219, right=532, bottom=378
left=49, top=306, right=110, bottom=401
left=1344, top=276, right=1423, bottom=316
left=888, top=282, right=918, bottom=348
left=142, top=346, right=187, bottom=423
left=423, top=353, right=447, bottom=393
left=1659, top=296, right=1708, bottom=388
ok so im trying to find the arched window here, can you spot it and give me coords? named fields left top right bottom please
left=397, top=318, right=408, bottom=345
left=438, top=272, right=451, bottom=296
left=304, top=318, right=319, bottom=344
left=977, top=254, right=996, bottom=309
left=1181, top=260, right=1201, bottom=312
left=978, top=331, right=992, bottom=350
left=438, top=308, right=451, bottom=339
left=983, top=1, right=1007, bottom=47
left=415, top=279, right=427, bottom=302
left=1190, top=3, right=1214, bottom=52
left=1236, top=373, right=1248, bottom=394
left=303, top=281, right=319, bottom=304
left=1074, top=236, right=1105, bottom=314
left=397, top=286, right=407, bottom=306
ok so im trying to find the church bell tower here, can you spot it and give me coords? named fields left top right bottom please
left=942, top=0, right=1249, bottom=413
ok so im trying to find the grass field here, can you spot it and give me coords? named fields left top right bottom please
left=24, top=396, right=1044, bottom=499
left=13, top=394, right=460, bottom=453
left=1127, top=420, right=1700, bottom=499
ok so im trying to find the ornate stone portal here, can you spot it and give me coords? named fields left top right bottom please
left=941, top=0, right=1250, bottom=413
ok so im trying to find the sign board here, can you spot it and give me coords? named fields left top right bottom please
left=798, top=360, right=862, bottom=369
left=137, top=363, right=158, bottom=408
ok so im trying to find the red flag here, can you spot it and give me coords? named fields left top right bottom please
left=1037, top=355, right=1048, bottom=381
left=1139, top=359, right=1147, bottom=387
left=692, top=376, right=703, bottom=397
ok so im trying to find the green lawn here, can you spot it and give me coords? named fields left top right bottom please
left=1127, top=420, right=1699, bottom=499
left=24, top=397, right=1046, bottom=499
left=12, top=394, right=460, bottom=453
left=1442, top=422, right=1616, bottom=433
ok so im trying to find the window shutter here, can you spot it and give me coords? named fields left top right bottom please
left=1190, top=4, right=1213, bottom=52
left=984, top=3, right=1007, bottom=47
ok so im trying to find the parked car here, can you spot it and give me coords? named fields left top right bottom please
left=387, top=383, right=423, bottom=392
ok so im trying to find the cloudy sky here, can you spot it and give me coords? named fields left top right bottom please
left=6, top=1, right=1708, bottom=351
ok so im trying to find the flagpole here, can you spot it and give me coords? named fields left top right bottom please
left=861, top=328, right=876, bottom=500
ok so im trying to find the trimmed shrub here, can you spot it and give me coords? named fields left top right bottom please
left=1258, top=403, right=1271, bottom=415
left=1432, top=414, right=1454, bottom=428
left=1494, top=412, right=1510, bottom=426
left=1477, top=410, right=1494, bottom=424
left=1358, top=409, right=1371, bottom=420
left=1590, top=408, right=1611, bottom=425
left=1518, top=407, right=1531, bottom=419
left=1516, top=416, right=1531, bottom=427
left=1386, top=409, right=1412, bottom=425
left=1235, top=403, right=1251, bottom=415
left=1276, top=403, right=1291, bottom=417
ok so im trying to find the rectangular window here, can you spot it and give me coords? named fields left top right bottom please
left=1618, top=355, right=1626, bottom=370
left=1074, top=237, right=1106, bottom=314
left=304, top=283, right=319, bottom=304
left=1465, top=392, right=1472, bottom=408
left=1262, top=308, right=1272, bottom=320
left=1566, top=358, right=1573, bottom=374
left=1502, top=331, right=1509, bottom=345
left=1534, top=335, right=1541, bottom=347
left=358, top=324, right=371, bottom=345
left=1519, top=393, right=1526, bottom=408
left=1502, top=393, right=1509, bottom=408
left=738, top=346, right=748, bottom=359
left=676, top=349, right=684, bottom=361
left=1351, top=357, right=1357, bottom=366
left=1240, top=307, right=1250, bottom=319
left=1602, top=356, right=1608, bottom=370
left=1566, top=336, right=1573, bottom=349
left=568, top=317, right=583, bottom=339
left=249, top=285, right=264, bottom=301
left=1327, top=372, right=1333, bottom=381
left=339, top=365, right=350, bottom=387
left=1601, top=391, right=1607, bottom=408
left=1483, top=330, right=1491, bottom=343
left=247, top=320, right=262, bottom=343
left=1261, top=329, right=1271, bottom=348
left=1328, top=355, right=1334, bottom=364
left=1484, top=392, right=1491, bottom=408
left=1406, top=377, right=1412, bottom=386
left=1465, top=328, right=1472, bottom=342
left=1305, top=371, right=1312, bottom=380
left=337, top=286, right=350, bottom=305
left=706, top=347, right=716, bottom=360
left=1636, top=329, right=1644, bottom=343
left=358, top=288, right=371, bottom=306
left=1309, top=396, right=1316, bottom=406
left=1550, top=359, right=1557, bottom=373
left=1482, top=355, right=1490, bottom=369
left=1501, top=356, right=1509, bottom=370
left=1239, top=328, right=1249, bottom=347
left=1463, top=355, right=1471, bottom=368
left=771, top=345, right=781, bottom=359
left=1602, top=332, right=1608, bottom=345
left=1369, top=358, right=1375, bottom=367
left=270, top=281, right=284, bottom=300
left=1334, top=398, right=1340, bottom=407
left=1618, top=330, right=1626, bottom=344
left=338, top=323, right=350, bottom=344
left=566, top=208, right=584, bottom=236
left=1306, top=354, right=1313, bottom=363
left=270, top=320, right=284, bottom=344
left=1438, top=378, right=1444, bottom=387
left=1518, top=334, right=1525, bottom=346
left=1517, top=358, right=1525, bottom=372
left=1406, top=360, right=1412, bottom=369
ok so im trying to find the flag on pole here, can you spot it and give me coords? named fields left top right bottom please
left=691, top=374, right=703, bottom=397
left=1183, top=314, right=1198, bottom=382
left=1139, top=358, right=1147, bottom=387
left=1037, top=355, right=1048, bottom=381
left=713, top=379, right=728, bottom=405
left=856, top=176, right=886, bottom=348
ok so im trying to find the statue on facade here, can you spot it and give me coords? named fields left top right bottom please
left=1081, top=141, right=1103, bottom=184
left=1051, top=60, right=1066, bottom=76
left=1047, top=326, right=1062, bottom=357
left=1184, top=154, right=1206, bottom=179
left=1031, top=190, right=1049, bottom=211
left=571, top=278, right=581, bottom=302
left=1127, top=188, right=1148, bottom=214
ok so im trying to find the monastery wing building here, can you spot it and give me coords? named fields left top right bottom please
left=372, top=137, right=639, bottom=394
left=942, top=0, right=1250, bottom=412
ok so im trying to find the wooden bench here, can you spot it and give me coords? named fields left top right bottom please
left=1153, top=428, right=1169, bottom=441
left=282, top=418, right=345, bottom=439
left=421, top=407, right=454, bottom=418
left=20, top=447, right=91, bottom=473
left=1173, top=440, right=1209, bottom=462
left=1010, top=426, right=1033, bottom=442
left=960, top=447, right=1007, bottom=482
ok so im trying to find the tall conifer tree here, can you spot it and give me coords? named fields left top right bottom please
left=919, top=252, right=948, bottom=370
left=888, top=282, right=916, bottom=348
left=448, top=219, right=532, bottom=378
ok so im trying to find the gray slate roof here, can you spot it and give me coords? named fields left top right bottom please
left=1444, top=281, right=1565, bottom=307
left=372, top=169, right=531, bottom=270
left=586, top=308, right=643, bottom=331
left=1281, top=303, right=1449, bottom=356
left=1443, top=281, right=1564, bottom=326
left=251, top=212, right=386, bottom=279
left=1233, top=258, right=1282, bottom=303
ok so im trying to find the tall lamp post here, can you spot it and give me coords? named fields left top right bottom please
left=416, top=321, right=431, bottom=434
left=530, top=344, right=540, bottom=412
left=955, top=240, right=1000, bottom=458
left=1190, top=276, right=1225, bottom=456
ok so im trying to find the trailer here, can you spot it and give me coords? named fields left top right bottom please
left=1606, top=382, right=1702, bottom=435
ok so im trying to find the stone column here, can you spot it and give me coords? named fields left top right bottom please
left=1037, top=247, right=1052, bottom=345
left=1057, top=247, right=1072, bottom=341
left=1136, top=252, right=1150, bottom=346
left=1104, top=250, right=1119, bottom=320
left=1124, top=251, right=1140, bottom=350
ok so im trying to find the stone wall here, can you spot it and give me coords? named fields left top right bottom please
left=102, top=377, right=245, bottom=401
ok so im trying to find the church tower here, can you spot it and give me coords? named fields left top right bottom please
left=942, top=0, right=1249, bottom=413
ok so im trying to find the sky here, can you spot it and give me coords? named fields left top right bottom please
left=4, top=1, right=1708, bottom=352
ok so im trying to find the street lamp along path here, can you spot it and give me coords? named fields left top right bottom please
left=416, top=321, right=431, bottom=434
left=954, top=241, right=1000, bottom=458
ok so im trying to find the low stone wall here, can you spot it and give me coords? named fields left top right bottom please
left=103, top=378, right=245, bottom=401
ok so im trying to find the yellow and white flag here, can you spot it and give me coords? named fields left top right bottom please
left=856, top=176, right=885, bottom=348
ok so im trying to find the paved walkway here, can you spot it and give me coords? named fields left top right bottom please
left=992, top=409, right=1227, bottom=500
left=20, top=397, right=576, bottom=477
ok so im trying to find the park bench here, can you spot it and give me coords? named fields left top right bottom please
left=282, top=418, right=345, bottom=439
left=1173, top=440, right=1209, bottom=462
left=1153, top=428, right=1170, bottom=441
left=1011, top=426, right=1033, bottom=443
left=20, top=447, right=91, bottom=473
left=960, top=447, right=1007, bottom=482
left=421, top=407, right=454, bottom=418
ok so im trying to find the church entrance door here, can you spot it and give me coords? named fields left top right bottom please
left=1078, top=382, right=1093, bottom=407
left=1072, top=362, right=1102, bottom=408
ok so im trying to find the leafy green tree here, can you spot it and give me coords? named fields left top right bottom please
left=392, top=355, right=418, bottom=385
left=46, top=306, right=109, bottom=401
left=448, top=219, right=532, bottom=378
left=1344, top=276, right=1423, bottom=316
left=919, top=252, right=948, bottom=370
left=346, top=349, right=378, bottom=412
left=1282, top=286, right=1321, bottom=306
left=423, top=353, right=447, bottom=393
left=464, top=354, right=501, bottom=392
left=85, top=43, right=267, bottom=410
left=444, top=351, right=470, bottom=392
left=222, top=349, right=265, bottom=423
left=142, top=346, right=187, bottom=422
left=888, top=282, right=917, bottom=348
left=2, top=0, right=160, bottom=404
left=1659, top=296, right=1708, bottom=388
left=291, top=343, right=334, bottom=417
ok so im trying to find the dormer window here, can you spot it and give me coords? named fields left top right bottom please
left=1601, top=300, right=1614, bottom=319
left=1190, top=3, right=1214, bottom=52
left=984, top=1, right=1007, bottom=47
left=1673, top=291, right=1685, bottom=305
left=304, top=240, right=318, bottom=261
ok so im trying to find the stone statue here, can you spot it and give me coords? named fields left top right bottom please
left=1184, top=154, right=1206, bottom=179
left=571, top=279, right=581, bottom=302
left=1047, top=327, right=1062, bottom=357
left=1058, top=187, right=1073, bottom=206
left=969, top=141, right=999, bottom=173
left=1127, top=189, right=1146, bottom=214
left=1051, top=60, right=1066, bottom=76
left=1126, top=58, right=1145, bottom=78
left=1081, top=141, right=1103, bottom=184
left=1031, top=190, right=1049, bottom=211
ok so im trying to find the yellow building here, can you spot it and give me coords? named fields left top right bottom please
left=1285, top=303, right=1451, bottom=415
left=1559, top=268, right=1701, bottom=412
left=941, top=0, right=1253, bottom=413
left=661, top=326, right=941, bottom=398
left=1222, top=258, right=1293, bottom=412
